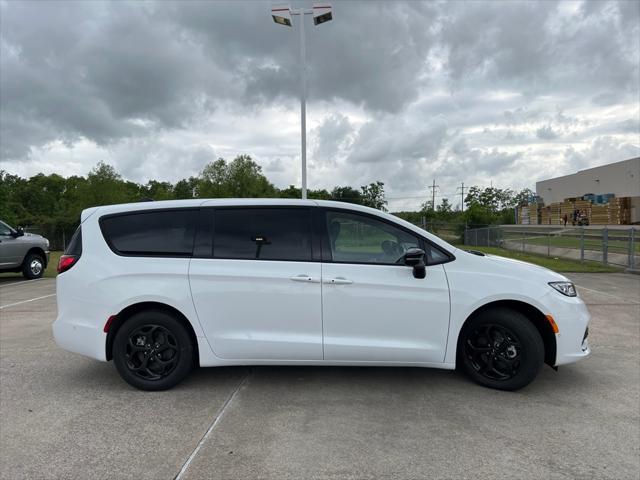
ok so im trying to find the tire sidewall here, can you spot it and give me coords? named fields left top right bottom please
left=22, top=253, right=44, bottom=279
left=113, top=310, right=193, bottom=391
left=458, top=308, right=544, bottom=391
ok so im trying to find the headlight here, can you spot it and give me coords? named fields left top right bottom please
left=548, top=281, right=577, bottom=297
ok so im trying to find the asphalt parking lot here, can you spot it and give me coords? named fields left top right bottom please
left=1, top=273, right=638, bottom=479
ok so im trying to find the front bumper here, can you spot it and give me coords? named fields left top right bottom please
left=541, top=290, right=591, bottom=366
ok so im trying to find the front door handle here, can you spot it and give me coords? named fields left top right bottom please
left=324, top=277, right=353, bottom=285
left=290, top=274, right=319, bottom=283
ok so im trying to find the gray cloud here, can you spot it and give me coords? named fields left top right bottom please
left=536, top=126, right=559, bottom=140
left=1, top=0, right=639, bottom=210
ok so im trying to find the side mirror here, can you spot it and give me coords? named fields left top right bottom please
left=404, top=248, right=426, bottom=279
left=13, top=226, right=25, bottom=237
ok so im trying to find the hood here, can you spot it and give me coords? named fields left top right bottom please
left=481, top=252, right=569, bottom=282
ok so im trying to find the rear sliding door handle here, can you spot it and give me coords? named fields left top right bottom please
left=324, top=277, right=353, bottom=285
left=290, top=274, right=320, bottom=283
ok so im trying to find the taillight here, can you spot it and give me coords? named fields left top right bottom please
left=57, top=255, right=79, bottom=274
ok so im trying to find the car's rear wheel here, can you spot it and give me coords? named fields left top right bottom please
left=22, top=253, right=44, bottom=279
left=113, top=310, right=194, bottom=391
left=458, top=308, right=544, bottom=391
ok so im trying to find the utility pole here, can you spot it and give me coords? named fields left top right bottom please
left=457, top=181, right=466, bottom=212
left=428, top=179, right=439, bottom=211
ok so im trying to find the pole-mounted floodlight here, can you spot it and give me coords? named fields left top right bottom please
left=313, top=4, right=332, bottom=25
left=271, top=3, right=333, bottom=200
left=271, top=5, right=292, bottom=26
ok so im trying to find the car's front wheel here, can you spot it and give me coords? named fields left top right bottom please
left=113, top=310, right=194, bottom=391
left=458, top=308, right=544, bottom=391
left=22, top=252, right=45, bottom=279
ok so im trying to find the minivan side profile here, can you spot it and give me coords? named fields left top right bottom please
left=53, top=199, right=591, bottom=391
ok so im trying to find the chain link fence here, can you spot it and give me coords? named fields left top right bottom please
left=464, top=225, right=639, bottom=269
left=22, top=224, right=77, bottom=251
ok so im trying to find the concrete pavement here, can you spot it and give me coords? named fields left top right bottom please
left=0, top=273, right=638, bottom=479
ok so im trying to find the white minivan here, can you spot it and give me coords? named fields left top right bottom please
left=53, top=199, right=590, bottom=391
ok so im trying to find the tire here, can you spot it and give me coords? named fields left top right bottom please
left=113, top=310, right=194, bottom=391
left=458, top=308, right=544, bottom=391
left=22, top=253, right=45, bottom=279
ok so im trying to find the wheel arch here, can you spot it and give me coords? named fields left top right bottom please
left=457, top=300, right=557, bottom=367
left=105, top=301, right=200, bottom=367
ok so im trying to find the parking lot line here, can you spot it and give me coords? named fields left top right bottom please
left=0, top=278, right=45, bottom=288
left=0, top=293, right=56, bottom=310
left=175, top=371, right=251, bottom=480
left=575, top=284, right=640, bottom=305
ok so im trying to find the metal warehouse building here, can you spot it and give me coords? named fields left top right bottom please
left=535, top=157, right=640, bottom=224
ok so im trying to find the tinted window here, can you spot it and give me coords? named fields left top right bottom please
left=0, top=221, right=12, bottom=236
left=326, top=211, right=420, bottom=265
left=426, top=244, right=449, bottom=264
left=101, top=210, right=196, bottom=256
left=65, top=226, right=82, bottom=255
left=213, top=208, right=312, bottom=261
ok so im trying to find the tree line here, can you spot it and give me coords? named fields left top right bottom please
left=1, top=154, right=529, bottom=247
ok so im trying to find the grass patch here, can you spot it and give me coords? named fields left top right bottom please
left=0, top=251, right=62, bottom=279
left=455, top=245, right=623, bottom=273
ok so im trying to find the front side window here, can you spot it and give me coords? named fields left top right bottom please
left=213, top=208, right=312, bottom=261
left=101, top=210, right=196, bottom=256
left=0, top=221, right=13, bottom=236
left=326, top=211, right=421, bottom=265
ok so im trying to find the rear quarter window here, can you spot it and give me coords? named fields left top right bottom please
left=100, top=209, right=197, bottom=256
left=65, top=226, right=82, bottom=255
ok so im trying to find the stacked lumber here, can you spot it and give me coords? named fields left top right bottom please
left=590, top=205, right=608, bottom=224
left=560, top=202, right=574, bottom=222
left=573, top=199, right=591, bottom=213
left=529, top=203, right=540, bottom=225
left=537, top=197, right=632, bottom=225
left=549, top=203, right=561, bottom=225
left=608, top=197, right=630, bottom=224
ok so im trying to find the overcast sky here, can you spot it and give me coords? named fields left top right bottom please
left=1, top=0, right=639, bottom=210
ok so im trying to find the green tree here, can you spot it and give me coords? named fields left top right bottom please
left=174, top=177, right=198, bottom=199
left=279, top=185, right=302, bottom=199
left=86, top=162, right=137, bottom=206
left=198, top=155, right=276, bottom=198
left=330, top=186, right=362, bottom=204
left=360, top=181, right=387, bottom=211
left=465, top=186, right=514, bottom=213
left=143, top=180, right=174, bottom=201
left=513, top=188, right=535, bottom=206
left=436, top=198, right=454, bottom=219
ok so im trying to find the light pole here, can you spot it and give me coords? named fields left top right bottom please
left=271, top=4, right=333, bottom=200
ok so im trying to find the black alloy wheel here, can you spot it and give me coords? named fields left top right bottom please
left=458, top=308, right=544, bottom=391
left=464, top=323, right=522, bottom=381
left=113, top=310, right=194, bottom=391
left=125, top=324, right=180, bottom=380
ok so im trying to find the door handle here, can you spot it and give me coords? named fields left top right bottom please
left=290, top=274, right=319, bottom=283
left=324, top=277, right=353, bottom=285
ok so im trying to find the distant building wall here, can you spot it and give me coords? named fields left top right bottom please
left=536, top=157, right=640, bottom=204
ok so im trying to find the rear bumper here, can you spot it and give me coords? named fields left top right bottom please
left=53, top=316, right=107, bottom=362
